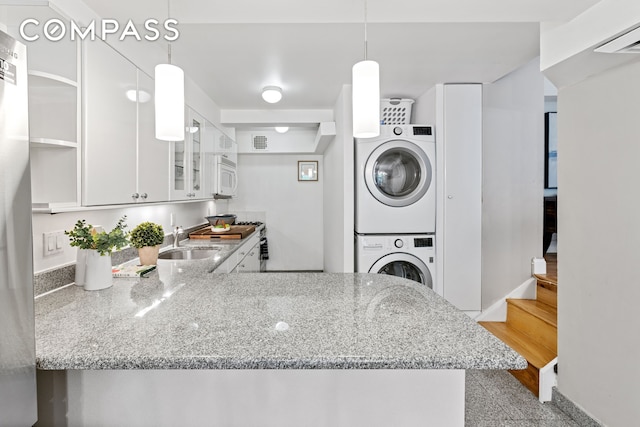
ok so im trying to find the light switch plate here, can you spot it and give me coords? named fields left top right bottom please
left=43, top=230, right=65, bottom=257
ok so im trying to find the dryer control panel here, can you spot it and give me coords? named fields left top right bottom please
left=413, top=126, right=432, bottom=136
left=414, top=237, right=433, bottom=247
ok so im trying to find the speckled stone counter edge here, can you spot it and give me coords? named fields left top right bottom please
left=33, top=224, right=206, bottom=296
left=37, top=355, right=527, bottom=371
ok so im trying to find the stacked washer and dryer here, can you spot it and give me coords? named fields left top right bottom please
left=355, top=124, right=438, bottom=292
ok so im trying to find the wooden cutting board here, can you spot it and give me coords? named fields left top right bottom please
left=189, top=225, right=256, bottom=240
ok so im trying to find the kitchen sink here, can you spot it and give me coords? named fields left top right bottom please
left=158, top=247, right=221, bottom=260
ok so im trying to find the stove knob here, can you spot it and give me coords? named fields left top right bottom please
left=393, top=127, right=403, bottom=136
left=394, top=239, right=404, bottom=248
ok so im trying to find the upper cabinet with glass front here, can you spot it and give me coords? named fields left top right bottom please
left=170, top=107, right=204, bottom=200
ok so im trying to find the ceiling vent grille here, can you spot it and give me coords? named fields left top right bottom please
left=252, top=135, right=268, bottom=151
left=595, top=26, right=640, bottom=54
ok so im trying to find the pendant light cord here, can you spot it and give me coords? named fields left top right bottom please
left=167, top=0, right=172, bottom=64
left=363, top=0, right=368, bottom=60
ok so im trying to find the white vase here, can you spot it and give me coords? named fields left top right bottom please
left=75, top=248, right=89, bottom=287
left=84, top=250, right=113, bottom=291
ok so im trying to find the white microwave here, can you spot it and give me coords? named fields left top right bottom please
left=214, top=155, right=237, bottom=199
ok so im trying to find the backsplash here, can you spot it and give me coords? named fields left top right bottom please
left=33, top=224, right=205, bottom=296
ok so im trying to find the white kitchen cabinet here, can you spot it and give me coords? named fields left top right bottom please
left=82, top=40, right=170, bottom=205
left=26, top=35, right=81, bottom=210
left=82, top=39, right=137, bottom=206
left=137, top=71, right=170, bottom=203
left=216, top=234, right=260, bottom=273
left=214, top=130, right=238, bottom=199
left=214, top=128, right=237, bottom=164
left=235, top=239, right=261, bottom=273
left=170, top=107, right=204, bottom=200
left=202, top=120, right=221, bottom=198
left=440, top=84, right=482, bottom=312
left=29, top=71, right=81, bottom=210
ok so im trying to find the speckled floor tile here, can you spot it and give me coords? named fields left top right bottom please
left=465, top=421, right=580, bottom=427
left=502, top=395, right=574, bottom=421
left=465, top=379, right=512, bottom=422
left=464, top=371, right=580, bottom=427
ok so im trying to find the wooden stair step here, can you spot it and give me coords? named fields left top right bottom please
left=534, top=274, right=558, bottom=287
left=479, top=321, right=556, bottom=369
left=507, top=299, right=557, bottom=353
left=536, top=280, right=557, bottom=309
left=480, top=321, right=557, bottom=397
left=507, top=299, right=557, bottom=328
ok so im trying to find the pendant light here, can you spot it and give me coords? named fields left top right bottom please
left=352, top=0, right=380, bottom=138
left=155, top=0, right=185, bottom=141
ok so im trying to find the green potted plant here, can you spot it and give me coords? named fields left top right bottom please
left=65, top=216, right=128, bottom=291
left=130, top=221, right=165, bottom=265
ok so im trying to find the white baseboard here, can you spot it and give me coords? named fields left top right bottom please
left=474, top=277, right=537, bottom=322
left=463, top=311, right=482, bottom=319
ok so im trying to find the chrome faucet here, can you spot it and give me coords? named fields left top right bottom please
left=173, top=226, right=184, bottom=248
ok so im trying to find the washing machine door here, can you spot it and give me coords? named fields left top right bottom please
left=369, top=253, right=433, bottom=288
left=364, top=140, right=433, bottom=207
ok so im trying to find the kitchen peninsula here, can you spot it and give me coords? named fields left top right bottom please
left=35, top=257, right=526, bottom=427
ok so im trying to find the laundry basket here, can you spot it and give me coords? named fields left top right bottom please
left=380, top=98, right=414, bottom=125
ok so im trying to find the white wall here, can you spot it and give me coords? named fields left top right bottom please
left=413, top=87, right=437, bottom=124
left=557, top=59, right=640, bottom=427
left=323, top=85, right=354, bottom=273
left=32, top=201, right=214, bottom=272
left=481, top=58, right=544, bottom=309
left=229, top=154, right=323, bottom=271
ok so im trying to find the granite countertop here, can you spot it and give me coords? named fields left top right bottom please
left=35, top=259, right=527, bottom=371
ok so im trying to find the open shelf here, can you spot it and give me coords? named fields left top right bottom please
left=28, top=70, right=77, bottom=88
left=32, top=198, right=211, bottom=214
left=30, top=138, right=78, bottom=149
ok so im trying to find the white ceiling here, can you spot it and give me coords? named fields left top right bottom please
left=77, top=0, right=600, bottom=110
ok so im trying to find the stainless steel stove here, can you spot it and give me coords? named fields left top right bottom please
left=235, top=221, right=268, bottom=271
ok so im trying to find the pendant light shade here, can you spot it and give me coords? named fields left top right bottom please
left=352, top=0, right=380, bottom=138
left=155, top=63, right=185, bottom=141
left=352, top=59, right=380, bottom=138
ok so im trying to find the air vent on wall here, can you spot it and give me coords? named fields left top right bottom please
left=595, top=26, right=640, bottom=53
left=252, top=135, right=268, bottom=151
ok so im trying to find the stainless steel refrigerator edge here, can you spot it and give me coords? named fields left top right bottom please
left=0, top=30, right=37, bottom=426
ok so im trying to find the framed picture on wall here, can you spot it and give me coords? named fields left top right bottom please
left=298, top=161, right=318, bottom=181
left=545, top=112, right=558, bottom=189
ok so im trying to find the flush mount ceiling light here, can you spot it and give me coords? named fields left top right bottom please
left=262, top=86, right=283, bottom=104
left=352, top=0, right=380, bottom=138
left=155, top=0, right=185, bottom=141
left=275, top=126, right=289, bottom=133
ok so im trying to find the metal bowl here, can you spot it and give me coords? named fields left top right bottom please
left=205, top=214, right=237, bottom=226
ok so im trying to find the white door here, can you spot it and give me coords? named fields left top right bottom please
left=364, top=141, right=433, bottom=207
left=442, top=84, right=482, bottom=311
